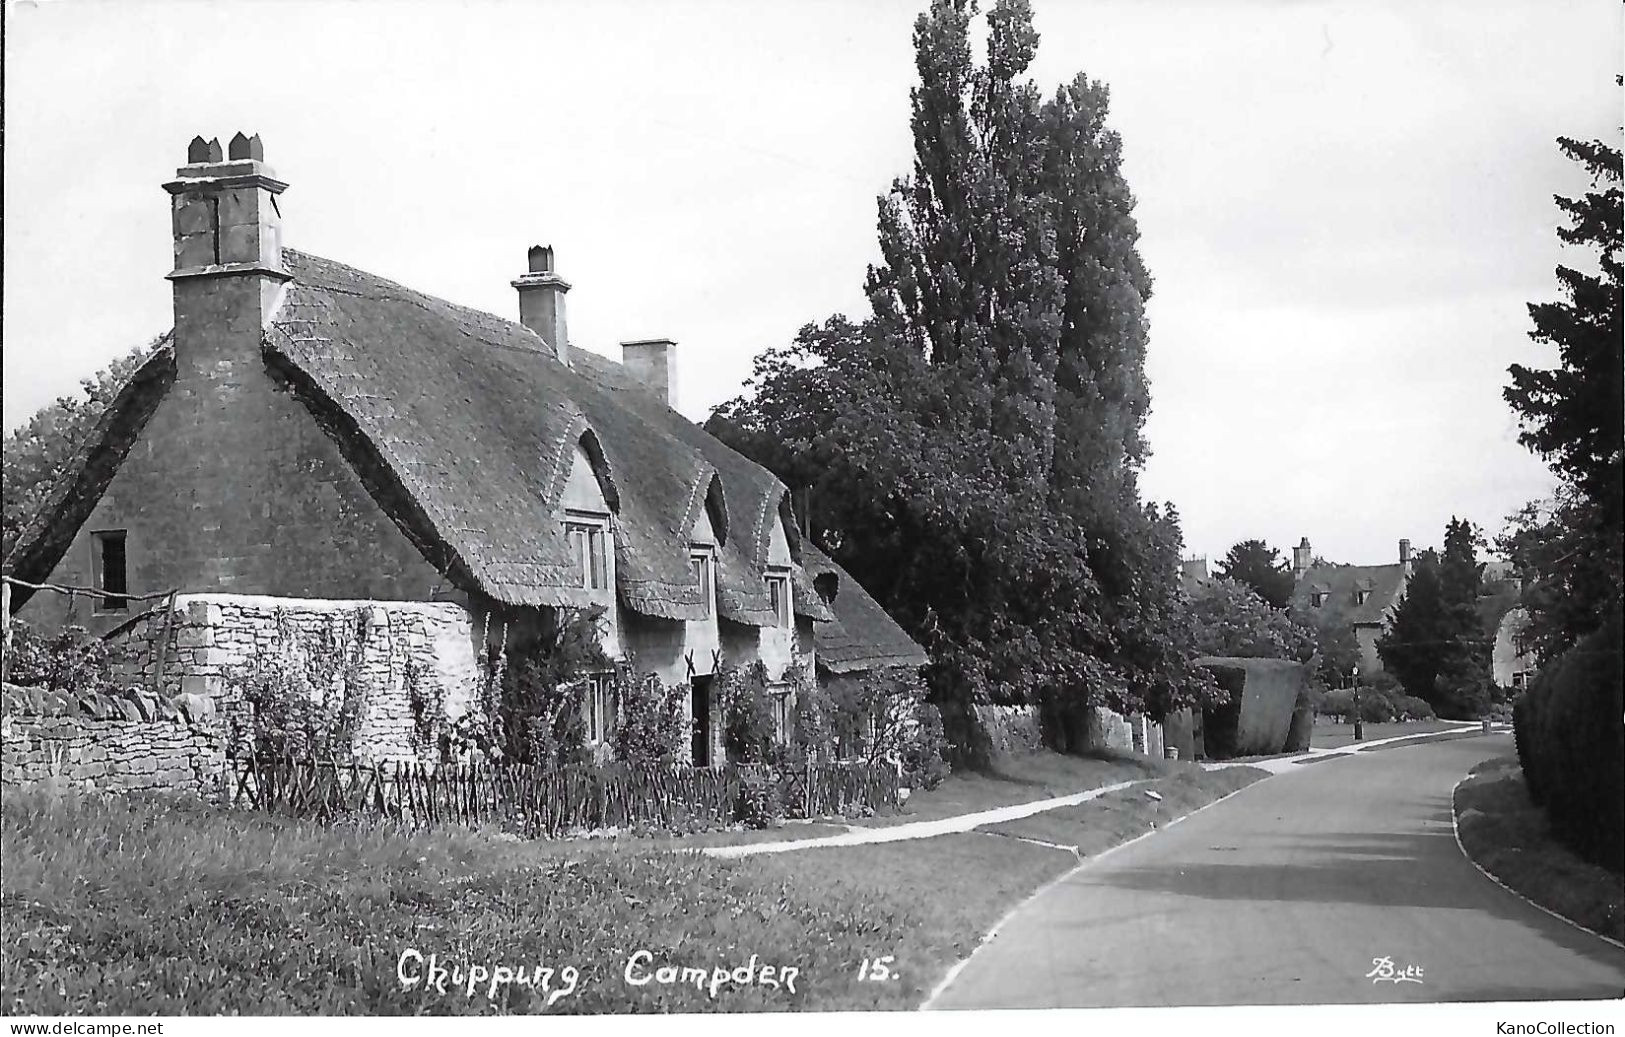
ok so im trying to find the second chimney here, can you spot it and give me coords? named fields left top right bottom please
left=513, top=245, right=571, bottom=364
left=1292, top=537, right=1312, bottom=577
left=621, top=338, right=678, bottom=409
left=1399, top=538, right=1412, bottom=572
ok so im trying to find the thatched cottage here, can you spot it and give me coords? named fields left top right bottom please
left=2, top=134, right=925, bottom=764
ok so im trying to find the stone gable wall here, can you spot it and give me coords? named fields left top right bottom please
left=1, top=683, right=224, bottom=797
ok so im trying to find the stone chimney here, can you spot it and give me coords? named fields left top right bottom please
left=163, top=133, right=291, bottom=376
left=512, top=245, right=571, bottom=364
left=1399, top=538, right=1412, bottom=574
left=621, top=338, right=678, bottom=408
left=1292, top=537, right=1312, bottom=578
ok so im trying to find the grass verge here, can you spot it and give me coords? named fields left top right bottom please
left=979, top=765, right=1268, bottom=853
left=1, top=763, right=1266, bottom=1014
left=850, top=747, right=1189, bottom=828
left=1453, top=752, right=1624, bottom=945
left=1310, top=719, right=1460, bottom=749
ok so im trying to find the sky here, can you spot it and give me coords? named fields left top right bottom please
left=3, top=0, right=1619, bottom=568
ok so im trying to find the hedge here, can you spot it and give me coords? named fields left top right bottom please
left=1512, top=613, right=1623, bottom=874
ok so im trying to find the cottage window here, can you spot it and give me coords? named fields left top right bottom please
left=566, top=519, right=609, bottom=591
left=690, top=550, right=713, bottom=618
left=582, top=672, right=614, bottom=744
left=1311, top=592, right=1328, bottom=608
left=92, top=530, right=129, bottom=613
left=769, top=683, right=793, bottom=742
left=1353, top=589, right=1370, bottom=606
left=765, top=570, right=791, bottom=627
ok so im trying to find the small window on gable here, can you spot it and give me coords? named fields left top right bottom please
left=93, top=530, right=129, bottom=613
left=1311, top=591, right=1328, bottom=608
left=566, top=517, right=609, bottom=591
left=690, top=549, right=713, bottom=618
left=765, top=570, right=791, bottom=627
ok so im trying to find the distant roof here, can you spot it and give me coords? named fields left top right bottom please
left=1291, top=562, right=1408, bottom=625
left=802, top=543, right=929, bottom=673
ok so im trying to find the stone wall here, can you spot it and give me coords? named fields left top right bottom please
left=976, top=703, right=1168, bottom=758
left=103, top=593, right=482, bottom=763
left=976, top=704, right=1045, bottom=755
left=1, top=683, right=224, bottom=797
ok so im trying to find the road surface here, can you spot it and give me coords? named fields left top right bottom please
left=930, top=733, right=1625, bottom=1008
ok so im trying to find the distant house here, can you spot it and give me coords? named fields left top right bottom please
left=1289, top=536, right=1413, bottom=675
left=1, top=134, right=924, bottom=764
left=1479, top=562, right=1538, bottom=691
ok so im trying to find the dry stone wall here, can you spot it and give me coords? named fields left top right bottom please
left=1, top=683, right=224, bottom=797
left=975, top=703, right=1168, bottom=758
left=104, top=594, right=482, bottom=763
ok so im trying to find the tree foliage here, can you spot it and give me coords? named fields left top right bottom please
left=2, top=338, right=165, bottom=558
left=709, top=0, right=1209, bottom=763
left=1186, top=577, right=1316, bottom=663
left=1213, top=539, right=1293, bottom=609
left=1377, top=518, right=1492, bottom=719
left=1502, top=123, right=1624, bottom=653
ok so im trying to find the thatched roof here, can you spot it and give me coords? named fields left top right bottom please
left=4, top=249, right=847, bottom=630
left=801, top=543, right=928, bottom=673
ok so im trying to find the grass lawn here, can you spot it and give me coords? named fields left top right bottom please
left=980, top=766, right=1269, bottom=851
left=0, top=761, right=1267, bottom=1014
left=849, top=747, right=1188, bottom=828
left=1310, top=718, right=1462, bottom=749
left=1453, top=752, right=1624, bottom=945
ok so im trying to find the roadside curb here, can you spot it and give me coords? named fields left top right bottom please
left=1449, top=770, right=1625, bottom=952
left=918, top=771, right=1272, bottom=1010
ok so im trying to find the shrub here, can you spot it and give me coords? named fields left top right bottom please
left=1317, top=687, right=1398, bottom=723
left=612, top=672, right=690, bottom=766
left=899, top=703, right=951, bottom=790
left=1513, top=614, right=1623, bottom=873
left=1392, top=695, right=1436, bottom=721
left=718, top=663, right=779, bottom=765
left=736, top=770, right=783, bottom=829
left=3, top=619, right=116, bottom=694
left=230, top=608, right=369, bottom=760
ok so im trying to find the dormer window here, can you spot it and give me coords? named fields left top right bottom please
left=690, top=548, right=713, bottom=618
left=565, top=515, right=609, bottom=591
left=765, top=569, right=791, bottom=627
left=1353, top=589, right=1370, bottom=606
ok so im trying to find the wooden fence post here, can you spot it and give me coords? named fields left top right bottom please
left=1, top=580, right=11, bottom=686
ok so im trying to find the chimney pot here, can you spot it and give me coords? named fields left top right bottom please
left=228, top=132, right=252, bottom=160
left=512, top=246, right=571, bottom=364
left=187, top=136, right=212, bottom=163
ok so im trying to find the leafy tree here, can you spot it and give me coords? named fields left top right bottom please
left=1213, top=539, right=1294, bottom=609
left=1502, top=121, right=1623, bottom=652
left=3, top=337, right=165, bottom=557
left=1292, top=602, right=1361, bottom=687
left=710, top=0, right=1211, bottom=763
left=1378, top=518, right=1492, bottom=718
left=1377, top=548, right=1446, bottom=705
left=1186, top=577, right=1316, bottom=662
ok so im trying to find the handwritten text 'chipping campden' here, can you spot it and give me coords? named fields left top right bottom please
left=397, top=948, right=580, bottom=1005
left=623, top=950, right=799, bottom=998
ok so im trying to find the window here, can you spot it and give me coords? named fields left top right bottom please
left=769, top=684, right=793, bottom=743
left=765, top=570, right=791, bottom=627
left=566, top=519, right=609, bottom=590
left=690, top=550, right=713, bottom=618
left=1353, top=590, right=1370, bottom=606
left=582, top=672, right=614, bottom=744
left=1311, top=592, right=1328, bottom=608
left=1511, top=671, right=1530, bottom=691
left=92, top=530, right=129, bottom=612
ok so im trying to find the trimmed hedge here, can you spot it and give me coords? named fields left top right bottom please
left=1512, top=614, right=1623, bottom=874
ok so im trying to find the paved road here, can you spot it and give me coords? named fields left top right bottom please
left=930, top=734, right=1625, bottom=1008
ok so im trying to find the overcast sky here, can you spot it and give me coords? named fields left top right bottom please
left=4, top=0, right=1618, bottom=567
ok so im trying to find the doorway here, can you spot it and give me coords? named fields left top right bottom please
left=690, top=675, right=713, bottom=767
